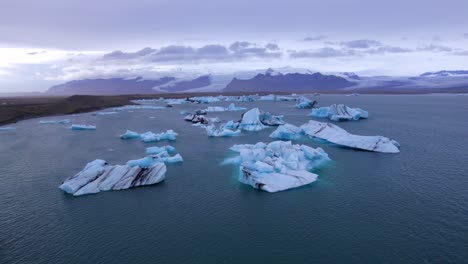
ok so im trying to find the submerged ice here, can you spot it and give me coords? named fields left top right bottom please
left=225, top=141, right=330, bottom=192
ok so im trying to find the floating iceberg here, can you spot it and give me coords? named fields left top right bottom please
left=227, top=103, right=247, bottom=111
left=70, top=124, right=96, bottom=130
left=0, top=126, right=16, bottom=131
left=146, top=145, right=176, bottom=155
left=206, top=124, right=241, bottom=137
left=236, top=95, right=256, bottom=102
left=184, top=114, right=209, bottom=124
left=39, top=119, right=71, bottom=124
left=259, top=112, right=285, bottom=126
left=238, top=108, right=267, bottom=131
left=59, top=159, right=167, bottom=196
left=276, top=96, right=296, bottom=101
left=300, top=120, right=400, bottom=153
left=165, top=98, right=187, bottom=105
left=269, top=124, right=302, bottom=140
left=259, top=94, right=276, bottom=101
left=295, top=96, right=317, bottom=109
left=93, top=111, right=118, bottom=116
left=113, top=105, right=166, bottom=111
left=222, top=120, right=239, bottom=129
left=204, top=103, right=246, bottom=112
left=127, top=152, right=183, bottom=166
left=189, top=96, right=220, bottom=104
left=120, top=130, right=177, bottom=142
left=225, top=141, right=330, bottom=192
left=310, top=104, right=368, bottom=121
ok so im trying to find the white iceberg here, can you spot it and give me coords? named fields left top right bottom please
left=120, top=130, right=178, bottom=142
left=165, top=98, right=187, bottom=105
left=300, top=120, right=400, bottom=153
left=146, top=145, right=176, bottom=155
left=59, top=159, right=167, bottom=196
left=222, top=120, right=239, bottom=129
left=259, top=112, right=285, bottom=126
left=39, top=119, right=71, bottom=124
left=70, top=124, right=96, bottom=130
left=238, top=108, right=267, bottom=131
left=204, top=103, right=246, bottom=112
left=184, top=114, right=209, bottom=124
left=189, top=96, right=220, bottom=104
left=269, top=124, right=302, bottom=140
left=127, top=152, right=183, bottom=167
left=0, top=126, right=16, bottom=131
left=295, top=96, right=317, bottom=109
left=206, top=124, right=241, bottom=137
left=310, top=104, right=368, bottom=121
left=227, top=103, right=247, bottom=111
left=225, top=141, right=330, bottom=192
left=259, top=94, right=276, bottom=101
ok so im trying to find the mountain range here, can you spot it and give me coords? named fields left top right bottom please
left=43, top=69, right=468, bottom=95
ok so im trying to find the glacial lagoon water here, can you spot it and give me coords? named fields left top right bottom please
left=0, top=95, right=467, bottom=263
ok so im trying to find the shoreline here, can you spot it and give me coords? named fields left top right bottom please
left=1, top=91, right=466, bottom=127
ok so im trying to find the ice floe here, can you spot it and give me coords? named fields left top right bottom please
left=238, top=108, right=267, bottom=131
left=224, top=141, right=330, bottom=192
left=295, top=96, right=317, bottom=109
left=70, top=124, right=96, bottom=130
left=300, top=120, right=400, bottom=153
left=39, top=119, right=71, bottom=124
left=204, top=103, right=246, bottom=112
left=259, top=112, right=285, bottom=126
left=120, top=130, right=178, bottom=142
left=310, top=104, right=368, bottom=121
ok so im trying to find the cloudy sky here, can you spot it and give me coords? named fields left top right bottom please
left=1, top=0, right=468, bottom=92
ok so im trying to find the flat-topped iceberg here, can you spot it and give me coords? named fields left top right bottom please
left=70, top=124, right=96, bottom=130
left=146, top=145, right=176, bottom=155
left=310, top=104, right=368, bottom=121
left=59, top=159, right=167, bottom=196
left=259, top=94, right=276, bottom=101
left=120, top=130, right=177, bottom=142
left=206, top=124, right=241, bottom=137
left=269, top=124, right=302, bottom=140
left=204, top=103, right=246, bottom=112
left=295, top=96, right=317, bottom=109
left=127, top=153, right=183, bottom=166
left=39, top=119, right=71, bottom=124
left=238, top=108, right=267, bottom=131
left=300, top=120, right=400, bottom=153
left=225, top=141, right=330, bottom=192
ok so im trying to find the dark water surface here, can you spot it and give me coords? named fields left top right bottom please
left=0, top=95, right=467, bottom=263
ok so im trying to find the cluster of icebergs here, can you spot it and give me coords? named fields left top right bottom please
left=310, top=104, right=368, bottom=121
left=59, top=145, right=182, bottom=196
left=224, top=141, right=330, bottom=192
left=120, top=130, right=177, bottom=143
left=269, top=121, right=400, bottom=153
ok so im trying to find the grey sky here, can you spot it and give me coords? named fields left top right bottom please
left=0, top=0, right=468, bottom=92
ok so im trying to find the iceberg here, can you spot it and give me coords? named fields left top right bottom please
left=295, top=96, right=317, bottom=109
left=93, top=111, right=118, bottom=116
left=113, top=105, right=166, bottom=111
left=189, top=96, right=220, bottom=104
left=227, top=103, right=247, bottom=111
left=127, top=152, right=183, bottom=167
left=225, top=141, right=330, bottom=192
left=238, top=108, right=267, bottom=131
left=236, top=95, right=256, bottom=102
left=120, top=130, right=178, bottom=142
left=59, top=159, right=167, bottom=196
left=204, top=103, right=246, bottom=112
left=39, top=119, right=71, bottom=124
left=206, top=124, right=241, bottom=137
left=300, top=120, right=400, bottom=153
left=259, top=112, right=285, bottom=126
left=310, top=104, right=368, bottom=121
left=70, top=124, right=96, bottom=130
left=0, top=126, right=16, bottom=131
left=259, top=94, right=276, bottom=101
left=165, top=98, right=187, bottom=105
left=146, top=145, right=176, bottom=155
left=184, top=114, right=209, bottom=124
left=222, top=120, right=239, bottom=129
left=269, top=124, right=302, bottom=140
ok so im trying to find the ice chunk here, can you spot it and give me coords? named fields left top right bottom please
left=227, top=103, right=247, bottom=111
left=310, top=104, right=368, bottom=121
left=39, top=119, right=71, bottom=124
left=295, top=96, right=317, bottom=109
left=140, top=130, right=177, bottom=143
left=165, top=98, right=187, bottom=105
left=146, top=145, right=176, bottom=155
left=222, top=120, right=239, bottom=129
left=300, top=120, right=400, bottom=153
left=189, top=96, right=220, bottom=104
left=236, top=95, right=256, bottom=102
left=120, top=130, right=178, bottom=142
left=120, top=130, right=140, bottom=139
left=184, top=114, right=209, bottom=124
left=205, top=106, right=226, bottom=112
left=93, top=111, right=118, bottom=116
left=269, top=124, right=302, bottom=140
left=113, top=105, right=166, bottom=111
left=238, top=108, right=267, bottom=131
left=259, top=94, right=276, bottom=101
left=59, top=159, right=167, bottom=196
left=259, top=112, right=285, bottom=126
left=0, top=126, right=16, bottom=131
left=70, top=124, right=96, bottom=130
left=206, top=124, right=241, bottom=137
left=225, top=141, right=330, bottom=192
